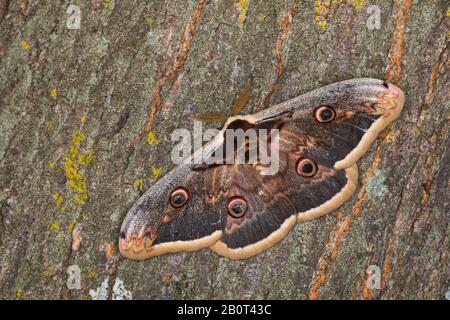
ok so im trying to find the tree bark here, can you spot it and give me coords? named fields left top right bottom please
left=0, top=0, right=448, bottom=300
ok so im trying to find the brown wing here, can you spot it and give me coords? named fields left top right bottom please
left=119, top=79, right=404, bottom=260
left=211, top=79, right=404, bottom=259
left=119, top=165, right=229, bottom=260
left=210, top=134, right=358, bottom=259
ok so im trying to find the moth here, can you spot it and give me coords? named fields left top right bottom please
left=119, top=78, right=404, bottom=260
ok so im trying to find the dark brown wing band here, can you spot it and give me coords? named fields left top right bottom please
left=211, top=165, right=357, bottom=260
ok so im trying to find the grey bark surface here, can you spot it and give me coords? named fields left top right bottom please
left=0, top=0, right=449, bottom=300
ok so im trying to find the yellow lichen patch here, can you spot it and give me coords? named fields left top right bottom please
left=133, top=178, right=143, bottom=192
left=236, top=0, right=251, bottom=28
left=16, top=288, right=23, bottom=299
left=42, top=266, right=55, bottom=277
left=48, top=161, right=56, bottom=168
left=315, top=16, right=327, bottom=29
left=383, top=131, right=394, bottom=143
left=81, top=115, right=87, bottom=124
left=77, top=149, right=94, bottom=167
left=151, top=166, right=162, bottom=178
left=20, top=41, right=30, bottom=49
left=45, top=120, right=53, bottom=131
left=315, top=0, right=329, bottom=29
left=147, top=131, right=160, bottom=145
left=50, top=88, right=57, bottom=97
left=446, top=9, right=450, bottom=17
left=64, top=130, right=94, bottom=205
left=66, top=219, right=77, bottom=233
left=48, top=221, right=61, bottom=231
left=73, top=193, right=86, bottom=205
left=53, top=192, right=64, bottom=210
left=81, top=212, right=89, bottom=221
left=315, top=0, right=366, bottom=28
left=346, top=0, right=366, bottom=11
left=86, top=269, right=96, bottom=279
left=102, top=0, right=114, bottom=13
left=382, top=121, right=398, bottom=143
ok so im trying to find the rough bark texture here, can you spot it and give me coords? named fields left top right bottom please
left=0, top=0, right=449, bottom=300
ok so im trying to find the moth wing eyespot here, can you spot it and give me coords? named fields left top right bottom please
left=227, top=196, right=248, bottom=218
left=314, top=106, right=336, bottom=123
left=169, top=187, right=189, bottom=208
left=296, top=158, right=318, bottom=177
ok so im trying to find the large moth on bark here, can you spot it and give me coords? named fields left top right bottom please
left=119, top=78, right=404, bottom=260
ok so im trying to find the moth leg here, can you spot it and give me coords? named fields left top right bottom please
left=231, top=77, right=252, bottom=116
left=192, top=77, right=253, bottom=122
